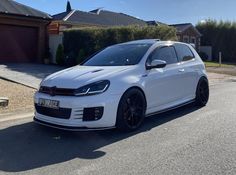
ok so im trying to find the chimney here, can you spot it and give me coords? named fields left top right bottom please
left=66, top=1, right=72, bottom=12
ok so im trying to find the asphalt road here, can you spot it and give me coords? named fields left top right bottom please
left=0, top=80, right=236, bottom=175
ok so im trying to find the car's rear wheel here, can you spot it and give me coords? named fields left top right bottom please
left=116, top=88, right=146, bottom=132
left=195, top=77, right=209, bottom=106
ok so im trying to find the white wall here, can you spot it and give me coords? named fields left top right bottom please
left=200, top=46, right=212, bottom=61
left=49, top=34, right=63, bottom=63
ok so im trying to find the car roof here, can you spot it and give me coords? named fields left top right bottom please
left=116, top=39, right=191, bottom=48
left=122, top=39, right=160, bottom=45
left=119, top=39, right=182, bottom=45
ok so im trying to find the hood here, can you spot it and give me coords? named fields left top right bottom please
left=41, top=66, right=132, bottom=88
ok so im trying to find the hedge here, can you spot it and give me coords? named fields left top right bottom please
left=56, top=44, right=64, bottom=65
left=196, top=19, right=236, bottom=62
left=63, top=25, right=177, bottom=65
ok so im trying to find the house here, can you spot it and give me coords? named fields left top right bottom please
left=49, top=8, right=147, bottom=35
left=147, top=21, right=202, bottom=51
left=48, top=5, right=147, bottom=62
left=146, top=20, right=167, bottom=26
left=169, top=23, right=202, bottom=51
left=0, top=0, right=51, bottom=63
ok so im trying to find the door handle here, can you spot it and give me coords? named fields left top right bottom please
left=178, top=69, right=185, bottom=72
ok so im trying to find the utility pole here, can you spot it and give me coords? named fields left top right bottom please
left=219, top=52, right=222, bottom=67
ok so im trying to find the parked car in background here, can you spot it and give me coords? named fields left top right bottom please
left=34, top=39, right=209, bottom=132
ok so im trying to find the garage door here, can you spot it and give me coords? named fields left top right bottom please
left=0, top=24, right=38, bottom=63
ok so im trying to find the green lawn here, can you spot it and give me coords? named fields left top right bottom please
left=204, top=61, right=236, bottom=68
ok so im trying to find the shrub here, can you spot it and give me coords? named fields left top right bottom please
left=56, top=44, right=64, bottom=65
left=76, top=49, right=86, bottom=64
left=63, top=25, right=177, bottom=65
left=64, top=51, right=76, bottom=67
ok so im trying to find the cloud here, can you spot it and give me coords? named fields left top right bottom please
left=119, top=1, right=126, bottom=4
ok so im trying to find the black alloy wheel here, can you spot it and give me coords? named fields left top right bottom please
left=116, top=88, right=146, bottom=132
left=196, top=77, right=209, bottom=106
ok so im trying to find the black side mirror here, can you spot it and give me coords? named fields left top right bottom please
left=146, top=59, right=167, bottom=70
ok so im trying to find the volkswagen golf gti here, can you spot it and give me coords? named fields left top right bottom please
left=34, top=39, right=209, bottom=131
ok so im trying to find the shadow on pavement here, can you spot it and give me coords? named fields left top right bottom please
left=1, top=63, right=64, bottom=79
left=0, top=104, right=201, bottom=172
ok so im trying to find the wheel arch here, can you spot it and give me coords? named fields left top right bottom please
left=123, top=86, right=147, bottom=108
left=197, top=75, right=209, bottom=86
left=117, top=86, right=147, bottom=118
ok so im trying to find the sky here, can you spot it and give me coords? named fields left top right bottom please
left=16, top=0, right=236, bottom=25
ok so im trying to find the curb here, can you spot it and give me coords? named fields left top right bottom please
left=0, top=76, right=37, bottom=90
left=0, top=112, right=33, bottom=122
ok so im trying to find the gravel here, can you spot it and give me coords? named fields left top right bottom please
left=0, top=79, right=36, bottom=115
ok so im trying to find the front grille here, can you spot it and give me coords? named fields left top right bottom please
left=39, top=86, right=75, bottom=96
left=35, top=104, right=71, bottom=119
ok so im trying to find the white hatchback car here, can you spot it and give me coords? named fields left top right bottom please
left=34, top=39, right=209, bottom=131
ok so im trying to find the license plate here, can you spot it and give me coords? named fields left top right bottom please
left=38, top=98, right=59, bottom=109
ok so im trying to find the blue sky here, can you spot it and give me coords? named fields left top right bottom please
left=16, top=0, right=236, bottom=24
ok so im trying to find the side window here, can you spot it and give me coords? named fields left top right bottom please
left=174, top=44, right=195, bottom=62
left=147, top=46, right=178, bottom=65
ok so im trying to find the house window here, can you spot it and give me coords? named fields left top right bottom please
left=191, top=37, right=196, bottom=44
left=177, top=35, right=181, bottom=41
left=183, top=36, right=189, bottom=43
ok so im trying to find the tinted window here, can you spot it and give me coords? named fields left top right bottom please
left=174, top=44, right=194, bottom=62
left=83, top=44, right=151, bottom=66
left=147, top=46, right=178, bottom=65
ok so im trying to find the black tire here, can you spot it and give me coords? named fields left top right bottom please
left=195, top=77, right=209, bottom=106
left=116, top=88, right=146, bottom=132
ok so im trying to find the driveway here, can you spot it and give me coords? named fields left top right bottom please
left=0, top=64, right=63, bottom=89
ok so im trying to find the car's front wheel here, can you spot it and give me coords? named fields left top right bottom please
left=116, top=88, right=146, bottom=132
left=195, top=77, right=209, bottom=106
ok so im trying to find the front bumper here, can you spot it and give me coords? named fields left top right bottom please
left=34, top=92, right=121, bottom=130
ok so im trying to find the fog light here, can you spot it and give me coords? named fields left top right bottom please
left=83, top=107, right=104, bottom=121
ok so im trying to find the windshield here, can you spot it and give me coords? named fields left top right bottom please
left=82, top=44, right=152, bottom=66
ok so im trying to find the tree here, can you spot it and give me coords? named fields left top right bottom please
left=66, top=1, right=72, bottom=12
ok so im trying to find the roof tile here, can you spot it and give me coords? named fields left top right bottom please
left=0, top=0, right=51, bottom=19
left=53, top=9, right=146, bottom=26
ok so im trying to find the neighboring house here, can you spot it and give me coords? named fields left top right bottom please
left=0, top=0, right=51, bottom=63
left=147, top=21, right=201, bottom=51
left=169, top=23, right=202, bottom=51
left=49, top=8, right=147, bottom=35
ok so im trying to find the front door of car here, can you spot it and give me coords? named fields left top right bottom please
left=145, top=45, right=185, bottom=113
left=174, top=43, right=199, bottom=99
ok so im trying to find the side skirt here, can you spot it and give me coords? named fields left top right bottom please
left=145, top=99, right=195, bottom=117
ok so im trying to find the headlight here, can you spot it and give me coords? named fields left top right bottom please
left=38, top=79, right=44, bottom=90
left=74, top=80, right=110, bottom=96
